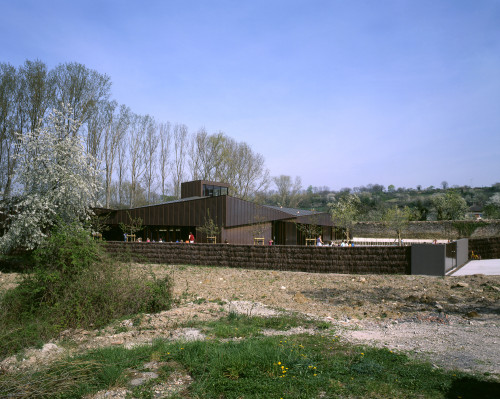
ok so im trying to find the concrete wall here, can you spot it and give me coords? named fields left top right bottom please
left=411, top=244, right=446, bottom=276
left=105, top=242, right=411, bottom=275
left=456, top=239, right=469, bottom=268
left=411, top=239, right=469, bottom=276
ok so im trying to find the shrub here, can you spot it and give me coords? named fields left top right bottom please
left=0, top=223, right=173, bottom=359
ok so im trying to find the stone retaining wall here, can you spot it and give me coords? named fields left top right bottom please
left=105, top=242, right=411, bottom=275
left=469, top=237, right=500, bottom=259
left=353, top=220, right=500, bottom=240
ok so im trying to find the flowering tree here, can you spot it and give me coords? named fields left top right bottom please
left=0, top=105, right=101, bottom=253
left=432, top=191, right=468, bottom=220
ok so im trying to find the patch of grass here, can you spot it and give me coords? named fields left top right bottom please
left=188, top=311, right=332, bottom=339
left=2, top=333, right=499, bottom=399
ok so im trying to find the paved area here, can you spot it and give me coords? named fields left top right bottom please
left=450, top=259, right=500, bottom=276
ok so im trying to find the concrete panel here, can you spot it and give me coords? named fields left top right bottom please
left=411, top=244, right=446, bottom=276
left=456, top=238, right=469, bottom=268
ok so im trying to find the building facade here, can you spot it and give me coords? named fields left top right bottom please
left=99, top=180, right=341, bottom=245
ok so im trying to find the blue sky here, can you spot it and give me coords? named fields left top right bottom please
left=1, top=0, right=499, bottom=191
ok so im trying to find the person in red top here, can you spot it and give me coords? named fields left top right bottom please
left=189, top=232, right=195, bottom=243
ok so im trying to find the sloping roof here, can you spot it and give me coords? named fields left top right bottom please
left=264, top=205, right=318, bottom=216
left=224, top=197, right=293, bottom=227
left=131, top=196, right=202, bottom=208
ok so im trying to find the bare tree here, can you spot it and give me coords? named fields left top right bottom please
left=229, top=141, right=270, bottom=199
left=0, top=63, right=18, bottom=198
left=116, top=128, right=128, bottom=206
left=186, top=131, right=269, bottom=199
left=272, top=175, right=302, bottom=207
left=85, top=100, right=116, bottom=205
left=103, top=104, right=130, bottom=208
left=128, top=114, right=147, bottom=207
left=18, top=59, right=55, bottom=134
left=2, top=60, right=55, bottom=198
left=51, top=62, right=111, bottom=134
left=142, top=115, right=158, bottom=203
left=172, top=123, right=188, bottom=198
left=158, top=122, right=172, bottom=199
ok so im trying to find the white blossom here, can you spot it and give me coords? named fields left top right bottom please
left=0, top=105, right=102, bottom=253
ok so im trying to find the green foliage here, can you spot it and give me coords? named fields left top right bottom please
left=295, top=213, right=322, bottom=239
left=328, top=194, right=361, bottom=239
left=482, top=193, right=500, bottom=219
left=0, top=224, right=172, bottom=358
left=431, top=191, right=469, bottom=220
left=483, top=204, right=500, bottom=219
left=384, top=206, right=412, bottom=244
left=33, top=223, right=103, bottom=275
left=452, top=221, right=488, bottom=238
left=118, top=211, right=143, bottom=237
left=192, top=312, right=328, bottom=339
left=197, top=209, right=220, bottom=240
left=0, top=252, right=33, bottom=273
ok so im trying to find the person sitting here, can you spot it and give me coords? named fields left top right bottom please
left=316, top=235, right=324, bottom=246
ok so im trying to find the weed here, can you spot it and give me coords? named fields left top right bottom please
left=0, top=224, right=173, bottom=359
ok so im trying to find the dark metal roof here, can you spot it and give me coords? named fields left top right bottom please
left=132, top=196, right=202, bottom=208
left=264, top=205, right=318, bottom=216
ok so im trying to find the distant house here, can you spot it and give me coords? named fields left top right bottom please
left=98, top=180, right=340, bottom=244
left=467, top=205, right=483, bottom=220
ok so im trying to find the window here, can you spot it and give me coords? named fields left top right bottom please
left=203, top=185, right=213, bottom=197
left=203, top=184, right=228, bottom=197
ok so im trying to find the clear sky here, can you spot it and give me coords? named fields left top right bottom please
left=1, top=0, right=499, bottom=191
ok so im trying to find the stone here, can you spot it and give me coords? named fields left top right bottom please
left=293, top=292, right=310, bottom=304
left=452, top=282, right=469, bottom=288
left=129, top=371, right=159, bottom=387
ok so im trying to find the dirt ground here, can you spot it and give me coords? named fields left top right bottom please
left=1, top=265, right=499, bottom=378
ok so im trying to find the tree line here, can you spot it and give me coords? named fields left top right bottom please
left=0, top=60, right=269, bottom=209
left=2, top=60, right=499, bottom=223
left=259, top=177, right=500, bottom=222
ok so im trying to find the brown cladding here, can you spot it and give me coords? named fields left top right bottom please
left=99, top=180, right=337, bottom=245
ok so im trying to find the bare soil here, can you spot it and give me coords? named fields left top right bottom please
left=1, top=265, right=499, bottom=379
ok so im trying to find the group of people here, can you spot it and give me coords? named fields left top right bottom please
left=124, top=232, right=196, bottom=243
left=316, top=235, right=354, bottom=247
